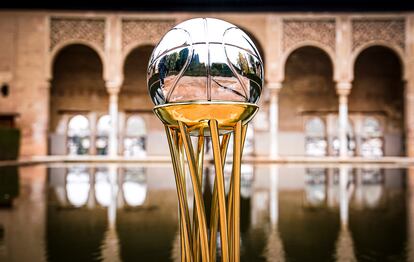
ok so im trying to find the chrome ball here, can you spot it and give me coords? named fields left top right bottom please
left=147, top=18, right=264, bottom=106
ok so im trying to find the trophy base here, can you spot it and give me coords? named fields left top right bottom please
left=156, top=102, right=254, bottom=261
left=154, top=101, right=258, bottom=136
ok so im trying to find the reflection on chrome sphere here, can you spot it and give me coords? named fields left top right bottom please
left=147, top=18, right=264, bottom=106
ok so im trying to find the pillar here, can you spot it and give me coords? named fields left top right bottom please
left=337, top=82, right=352, bottom=158
left=109, top=91, right=119, bottom=157
left=107, top=85, right=120, bottom=157
left=268, top=82, right=282, bottom=158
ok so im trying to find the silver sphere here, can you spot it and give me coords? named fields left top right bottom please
left=147, top=18, right=264, bottom=106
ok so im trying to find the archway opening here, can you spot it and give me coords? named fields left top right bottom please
left=350, top=46, right=404, bottom=156
left=280, top=46, right=336, bottom=156
left=119, top=45, right=155, bottom=156
left=50, top=44, right=107, bottom=155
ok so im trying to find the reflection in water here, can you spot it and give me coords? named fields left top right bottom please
left=264, top=166, right=285, bottom=262
left=0, top=166, right=19, bottom=207
left=335, top=166, right=357, bottom=262
left=0, top=165, right=410, bottom=261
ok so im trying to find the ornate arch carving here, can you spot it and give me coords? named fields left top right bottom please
left=352, top=19, right=405, bottom=52
left=50, top=18, right=105, bottom=51
left=121, top=19, right=175, bottom=52
left=282, top=19, right=336, bottom=54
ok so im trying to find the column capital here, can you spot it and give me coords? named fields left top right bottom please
left=267, top=82, right=282, bottom=91
left=336, top=81, right=352, bottom=96
left=106, top=78, right=123, bottom=95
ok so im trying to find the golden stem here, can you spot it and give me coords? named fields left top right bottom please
left=209, top=120, right=230, bottom=262
left=209, top=133, right=230, bottom=261
left=232, top=121, right=243, bottom=262
left=165, top=127, right=193, bottom=262
left=227, top=123, right=248, bottom=260
left=192, top=128, right=205, bottom=262
left=178, top=121, right=210, bottom=262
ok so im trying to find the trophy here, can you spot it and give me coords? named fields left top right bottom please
left=147, top=18, right=263, bottom=261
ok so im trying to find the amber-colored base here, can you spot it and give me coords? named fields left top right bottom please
left=154, top=101, right=257, bottom=136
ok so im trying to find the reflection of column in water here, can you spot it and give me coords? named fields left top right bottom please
left=87, top=167, right=96, bottom=209
left=270, top=165, right=279, bottom=226
left=107, top=165, right=118, bottom=229
left=100, top=164, right=121, bottom=262
left=407, top=167, right=414, bottom=261
left=339, top=166, right=349, bottom=226
left=327, top=168, right=335, bottom=208
left=263, top=165, right=285, bottom=262
left=335, top=165, right=356, bottom=262
left=354, top=168, right=363, bottom=207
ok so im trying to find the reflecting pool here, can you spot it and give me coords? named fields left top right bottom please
left=0, top=164, right=411, bottom=261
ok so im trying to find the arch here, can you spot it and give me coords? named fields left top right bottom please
left=48, top=40, right=106, bottom=81
left=351, top=45, right=404, bottom=156
left=281, top=42, right=335, bottom=82
left=122, top=41, right=157, bottom=66
left=351, top=42, right=405, bottom=80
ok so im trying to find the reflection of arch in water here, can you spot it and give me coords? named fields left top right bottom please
left=360, top=168, right=384, bottom=208
left=67, top=115, right=91, bottom=155
left=304, top=168, right=327, bottom=208
left=122, top=167, right=147, bottom=207
left=66, top=166, right=90, bottom=207
left=95, top=167, right=112, bottom=207
left=123, top=116, right=147, bottom=157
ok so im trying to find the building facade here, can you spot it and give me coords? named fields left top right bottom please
left=0, top=11, right=413, bottom=157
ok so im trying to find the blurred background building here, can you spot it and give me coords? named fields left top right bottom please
left=0, top=3, right=413, bottom=159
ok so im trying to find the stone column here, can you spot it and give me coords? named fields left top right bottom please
left=107, top=85, right=120, bottom=157
left=406, top=15, right=414, bottom=157
left=337, top=82, right=352, bottom=158
left=268, top=82, right=282, bottom=158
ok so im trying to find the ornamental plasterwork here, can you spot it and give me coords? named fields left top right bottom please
left=50, top=18, right=106, bottom=51
left=352, top=19, right=405, bottom=51
left=122, top=19, right=175, bottom=49
left=282, top=19, right=336, bottom=52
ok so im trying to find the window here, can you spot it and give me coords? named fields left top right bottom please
left=332, top=118, right=356, bottom=156
left=96, top=115, right=111, bottom=155
left=123, top=116, right=147, bottom=157
left=67, top=115, right=90, bottom=155
left=361, top=117, right=383, bottom=157
left=305, top=117, right=327, bottom=156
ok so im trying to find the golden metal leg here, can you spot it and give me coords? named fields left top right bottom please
left=209, top=133, right=230, bottom=262
left=165, top=127, right=193, bottom=261
left=209, top=120, right=230, bottom=262
left=164, top=117, right=249, bottom=262
left=178, top=121, right=210, bottom=262
left=193, top=129, right=205, bottom=262
left=232, top=121, right=243, bottom=262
